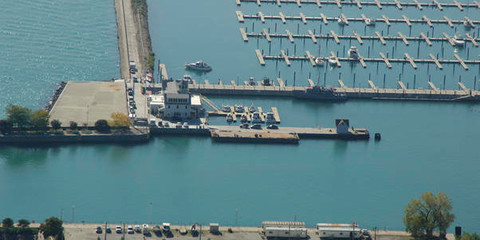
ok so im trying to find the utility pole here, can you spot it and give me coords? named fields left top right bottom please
left=104, top=222, right=107, bottom=240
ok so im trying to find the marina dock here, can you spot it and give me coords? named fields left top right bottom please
left=237, top=11, right=480, bottom=27
left=258, top=50, right=478, bottom=70
left=236, top=0, right=480, bottom=9
left=209, top=124, right=369, bottom=144
left=206, top=106, right=281, bottom=124
left=189, top=80, right=480, bottom=102
left=241, top=29, right=480, bottom=47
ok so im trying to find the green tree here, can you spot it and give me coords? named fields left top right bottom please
left=51, top=120, right=62, bottom=130
left=2, top=217, right=14, bottom=228
left=69, top=121, right=78, bottom=130
left=0, top=120, right=13, bottom=134
left=40, top=217, right=63, bottom=239
left=403, top=192, right=455, bottom=239
left=31, top=110, right=50, bottom=130
left=5, top=104, right=31, bottom=128
left=95, top=119, right=110, bottom=133
left=17, top=219, right=30, bottom=228
left=462, top=233, right=480, bottom=240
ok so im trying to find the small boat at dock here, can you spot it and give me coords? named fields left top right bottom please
left=222, top=105, right=231, bottom=112
left=293, top=85, right=347, bottom=102
left=265, top=112, right=276, bottom=125
left=261, top=77, right=272, bottom=86
left=365, top=18, right=376, bottom=26
left=315, top=57, right=325, bottom=66
left=240, top=114, right=247, bottom=123
left=186, top=61, right=212, bottom=72
left=453, top=35, right=465, bottom=47
left=234, top=104, right=244, bottom=113
left=251, top=112, right=262, bottom=124
left=348, top=46, right=360, bottom=59
left=328, top=56, right=338, bottom=66
left=249, top=104, right=256, bottom=113
left=226, top=113, right=234, bottom=122
left=248, top=77, right=256, bottom=86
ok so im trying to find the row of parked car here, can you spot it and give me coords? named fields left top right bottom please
left=240, top=123, right=278, bottom=130
left=97, top=223, right=173, bottom=237
left=128, top=87, right=136, bottom=119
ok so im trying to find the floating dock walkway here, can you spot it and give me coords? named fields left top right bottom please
left=241, top=28, right=480, bottom=47
left=189, top=80, right=480, bottom=102
left=210, top=125, right=369, bottom=144
left=237, top=11, right=480, bottom=28
left=207, top=106, right=281, bottom=123
left=258, top=50, right=479, bottom=70
left=235, top=0, right=480, bottom=10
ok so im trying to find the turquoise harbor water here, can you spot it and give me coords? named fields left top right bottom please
left=0, top=0, right=479, bottom=233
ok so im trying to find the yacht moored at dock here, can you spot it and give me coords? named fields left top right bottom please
left=293, top=86, right=348, bottom=102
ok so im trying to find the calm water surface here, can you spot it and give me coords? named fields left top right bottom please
left=0, top=0, right=479, bottom=233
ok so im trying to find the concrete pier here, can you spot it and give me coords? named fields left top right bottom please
left=188, top=81, right=480, bottom=102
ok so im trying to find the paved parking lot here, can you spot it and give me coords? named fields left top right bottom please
left=49, top=81, right=127, bottom=127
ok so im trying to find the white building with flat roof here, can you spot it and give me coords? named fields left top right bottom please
left=149, top=79, right=204, bottom=120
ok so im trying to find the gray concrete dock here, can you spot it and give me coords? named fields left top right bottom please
left=57, top=223, right=454, bottom=240
left=189, top=80, right=480, bottom=102
left=49, top=81, right=127, bottom=127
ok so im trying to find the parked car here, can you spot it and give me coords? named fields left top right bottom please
left=96, top=226, right=102, bottom=234
left=240, top=123, right=249, bottom=129
left=267, top=124, right=279, bottom=129
left=127, top=225, right=134, bottom=234
left=251, top=124, right=262, bottom=129
left=135, top=225, right=141, bottom=233
left=116, top=226, right=122, bottom=234
left=106, top=227, right=112, bottom=233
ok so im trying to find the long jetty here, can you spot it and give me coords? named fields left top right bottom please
left=188, top=80, right=480, bottom=102
left=241, top=28, right=480, bottom=47
left=235, top=0, right=480, bottom=10
left=237, top=11, right=480, bottom=28
left=257, top=50, right=479, bottom=70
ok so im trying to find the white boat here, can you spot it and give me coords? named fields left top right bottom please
left=162, top=223, right=171, bottom=232
left=234, top=104, right=244, bottom=113
left=453, top=35, right=465, bottom=47
left=221, top=105, right=231, bottom=112
left=365, top=18, right=376, bottom=26
left=248, top=77, right=256, bottom=86
left=182, top=74, right=194, bottom=83
left=265, top=112, right=276, bottom=125
left=348, top=46, right=360, bottom=59
left=249, top=104, right=256, bottom=113
left=337, top=17, right=346, bottom=26
left=328, top=56, right=338, bottom=66
left=226, top=113, right=234, bottom=122
left=315, top=57, right=325, bottom=66
left=251, top=112, right=262, bottom=124
left=240, top=114, right=247, bottom=123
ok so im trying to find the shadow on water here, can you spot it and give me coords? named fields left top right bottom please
left=0, top=146, right=49, bottom=168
